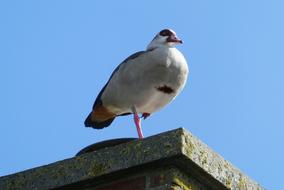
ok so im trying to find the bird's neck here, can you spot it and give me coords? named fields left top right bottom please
left=146, top=41, right=174, bottom=51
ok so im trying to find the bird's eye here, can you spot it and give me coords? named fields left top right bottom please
left=159, top=29, right=172, bottom=36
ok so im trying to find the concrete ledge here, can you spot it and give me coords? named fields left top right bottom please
left=0, top=128, right=264, bottom=190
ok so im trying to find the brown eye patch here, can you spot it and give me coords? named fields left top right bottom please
left=159, top=29, right=173, bottom=36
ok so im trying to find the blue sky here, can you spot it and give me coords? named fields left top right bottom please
left=0, top=1, right=283, bottom=189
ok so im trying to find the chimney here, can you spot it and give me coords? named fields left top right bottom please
left=0, top=128, right=264, bottom=190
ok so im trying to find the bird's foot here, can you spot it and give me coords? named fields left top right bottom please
left=141, top=113, right=151, bottom=120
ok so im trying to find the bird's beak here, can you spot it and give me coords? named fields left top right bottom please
left=167, top=35, right=183, bottom=44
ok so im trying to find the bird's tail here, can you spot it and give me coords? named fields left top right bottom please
left=84, top=108, right=116, bottom=129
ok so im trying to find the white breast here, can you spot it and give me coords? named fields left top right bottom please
left=135, top=47, right=189, bottom=113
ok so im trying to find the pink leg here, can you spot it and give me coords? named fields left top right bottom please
left=134, top=113, right=144, bottom=139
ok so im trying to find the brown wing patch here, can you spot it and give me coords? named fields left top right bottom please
left=91, top=105, right=116, bottom=122
left=156, top=85, right=174, bottom=94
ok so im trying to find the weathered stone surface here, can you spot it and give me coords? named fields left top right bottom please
left=0, top=128, right=264, bottom=190
left=179, top=130, right=264, bottom=190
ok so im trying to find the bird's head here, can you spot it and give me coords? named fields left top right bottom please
left=147, top=29, right=182, bottom=51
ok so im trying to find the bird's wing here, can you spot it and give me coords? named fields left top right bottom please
left=85, top=51, right=148, bottom=128
left=92, top=51, right=147, bottom=110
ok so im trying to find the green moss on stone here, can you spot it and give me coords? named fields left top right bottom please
left=237, top=174, right=247, bottom=190
left=225, top=177, right=232, bottom=189
left=172, top=178, right=191, bottom=190
left=88, top=161, right=107, bottom=176
left=183, top=136, right=196, bottom=157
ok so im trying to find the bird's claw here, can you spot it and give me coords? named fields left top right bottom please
left=141, top=113, right=151, bottom=120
